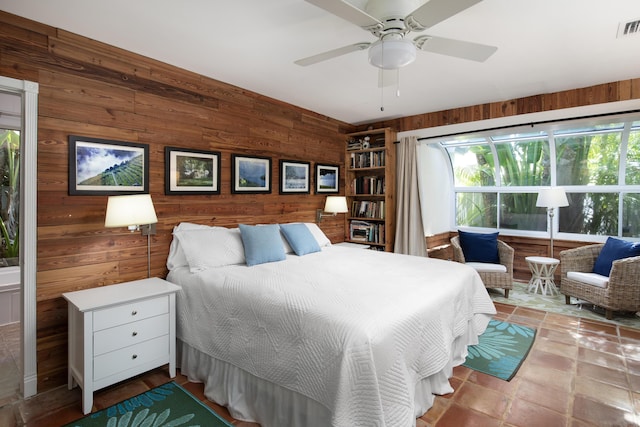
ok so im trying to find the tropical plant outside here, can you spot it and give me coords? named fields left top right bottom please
left=444, top=118, right=640, bottom=238
left=0, top=129, right=19, bottom=261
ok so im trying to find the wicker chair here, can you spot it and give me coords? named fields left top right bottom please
left=450, top=236, right=514, bottom=298
left=560, top=244, right=640, bottom=320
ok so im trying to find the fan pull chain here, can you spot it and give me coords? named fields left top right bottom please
left=396, top=68, right=401, bottom=97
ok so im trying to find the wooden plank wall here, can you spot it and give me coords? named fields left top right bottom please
left=0, top=11, right=353, bottom=391
left=360, top=79, right=640, bottom=133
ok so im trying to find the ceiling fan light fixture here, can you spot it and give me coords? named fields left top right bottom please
left=368, top=38, right=416, bottom=70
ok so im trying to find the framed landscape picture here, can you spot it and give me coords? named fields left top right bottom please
left=279, top=160, right=310, bottom=194
left=68, top=135, right=149, bottom=195
left=315, top=164, right=339, bottom=193
left=231, top=154, right=272, bottom=193
left=165, top=147, right=221, bottom=195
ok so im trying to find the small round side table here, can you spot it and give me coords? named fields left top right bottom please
left=525, top=256, right=560, bottom=296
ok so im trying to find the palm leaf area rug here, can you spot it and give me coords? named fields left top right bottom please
left=64, top=381, right=232, bottom=427
left=463, top=319, right=537, bottom=381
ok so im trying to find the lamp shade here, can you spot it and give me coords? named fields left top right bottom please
left=324, top=196, right=348, bottom=214
left=368, top=38, right=416, bottom=70
left=536, top=187, right=569, bottom=208
left=105, top=194, right=157, bottom=228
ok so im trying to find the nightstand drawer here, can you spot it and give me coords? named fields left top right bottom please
left=93, top=335, right=169, bottom=381
left=93, top=295, right=168, bottom=331
left=93, top=313, right=169, bottom=356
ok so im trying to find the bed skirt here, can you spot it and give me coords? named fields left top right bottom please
left=178, top=312, right=491, bottom=427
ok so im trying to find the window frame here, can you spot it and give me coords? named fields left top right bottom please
left=437, top=112, right=640, bottom=242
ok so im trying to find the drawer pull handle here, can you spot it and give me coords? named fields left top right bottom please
left=132, top=354, right=138, bottom=360
left=131, top=310, right=138, bottom=316
left=132, top=331, right=138, bottom=337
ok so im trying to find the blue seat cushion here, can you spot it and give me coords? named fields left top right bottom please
left=458, top=230, right=500, bottom=264
left=593, top=237, right=640, bottom=277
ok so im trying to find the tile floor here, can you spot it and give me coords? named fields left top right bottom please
left=0, top=322, right=20, bottom=402
left=1, top=302, right=639, bottom=426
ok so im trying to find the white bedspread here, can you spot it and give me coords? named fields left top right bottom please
left=169, top=245, right=495, bottom=427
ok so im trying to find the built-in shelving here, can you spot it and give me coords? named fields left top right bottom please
left=344, top=127, right=396, bottom=251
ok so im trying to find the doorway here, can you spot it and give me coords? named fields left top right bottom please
left=0, top=76, right=38, bottom=399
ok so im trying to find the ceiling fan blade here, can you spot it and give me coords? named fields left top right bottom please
left=305, top=0, right=382, bottom=30
left=406, top=0, right=483, bottom=30
left=295, top=42, right=370, bottom=66
left=414, top=35, right=497, bottom=62
left=378, top=69, right=399, bottom=88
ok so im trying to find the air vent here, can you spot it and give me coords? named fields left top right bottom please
left=617, top=18, right=640, bottom=38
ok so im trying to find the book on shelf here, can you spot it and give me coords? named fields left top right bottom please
left=349, top=220, right=385, bottom=244
left=353, top=176, right=385, bottom=195
left=349, top=151, right=385, bottom=168
left=350, top=200, right=385, bottom=219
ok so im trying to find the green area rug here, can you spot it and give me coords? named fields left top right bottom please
left=488, top=281, right=640, bottom=329
left=64, top=382, right=232, bottom=427
left=463, top=319, right=536, bottom=381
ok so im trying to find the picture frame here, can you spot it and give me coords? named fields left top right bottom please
left=165, top=147, right=221, bottom=195
left=315, top=164, right=339, bottom=193
left=68, top=135, right=149, bottom=195
left=231, top=154, right=272, bottom=193
left=279, top=160, right=310, bottom=194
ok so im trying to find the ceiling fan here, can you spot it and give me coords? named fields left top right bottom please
left=295, top=0, right=497, bottom=70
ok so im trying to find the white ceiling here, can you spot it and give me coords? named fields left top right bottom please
left=2, top=0, right=640, bottom=125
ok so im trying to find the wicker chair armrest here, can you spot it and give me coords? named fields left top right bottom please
left=450, top=236, right=465, bottom=263
left=497, top=240, right=514, bottom=273
left=609, top=255, right=640, bottom=288
left=560, top=244, right=603, bottom=276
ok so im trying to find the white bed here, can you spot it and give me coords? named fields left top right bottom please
left=166, top=222, right=496, bottom=427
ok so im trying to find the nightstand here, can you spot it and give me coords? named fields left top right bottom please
left=63, top=277, right=181, bottom=414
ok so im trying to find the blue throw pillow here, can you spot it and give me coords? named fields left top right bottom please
left=458, top=230, right=500, bottom=264
left=593, top=237, right=640, bottom=277
left=279, top=223, right=321, bottom=256
left=238, top=224, right=286, bottom=266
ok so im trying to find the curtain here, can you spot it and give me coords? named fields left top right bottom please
left=394, top=136, right=427, bottom=256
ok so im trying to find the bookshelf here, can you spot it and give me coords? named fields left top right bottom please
left=345, top=127, right=396, bottom=251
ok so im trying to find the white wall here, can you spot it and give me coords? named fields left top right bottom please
left=416, top=142, right=452, bottom=236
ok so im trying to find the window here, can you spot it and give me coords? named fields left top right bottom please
left=0, top=129, right=19, bottom=264
left=445, top=139, right=495, bottom=187
left=626, top=122, right=640, bottom=185
left=555, top=123, right=623, bottom=186
left=441, top=114, right=640, bottom=239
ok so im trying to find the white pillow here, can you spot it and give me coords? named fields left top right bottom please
left=174, top=227, right=245, bottom=272
left=166, top=222, right=212, bottom=270
left=304, top=223, right=332, bottom=247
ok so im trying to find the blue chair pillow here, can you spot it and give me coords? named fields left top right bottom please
left=458, top=230, right=500, bottom=264
left=238, top=224, right=286, bottom=266
left=593, top=237, right=640, bottom=277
